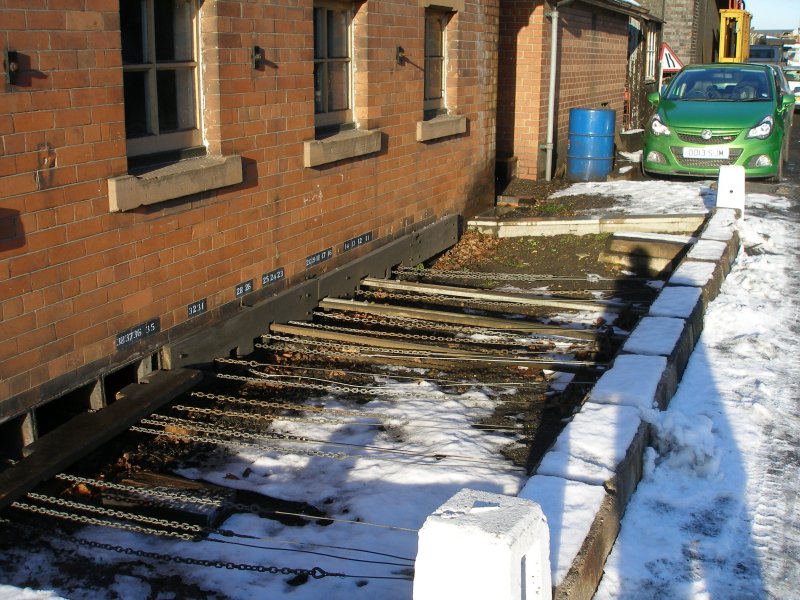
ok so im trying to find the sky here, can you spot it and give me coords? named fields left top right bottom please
left=0, top=177, right=798, bottom=599
left=744, top=0, right=800, bottom=32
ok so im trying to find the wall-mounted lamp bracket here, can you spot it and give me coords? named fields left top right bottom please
left=396, top=46, right=406, bottom=65
left=6, top=50, right=19, bottom=85
left=253, top=46, right=265, bottom=69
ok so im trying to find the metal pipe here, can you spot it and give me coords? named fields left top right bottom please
left=544, top=0, right=575, bottom=181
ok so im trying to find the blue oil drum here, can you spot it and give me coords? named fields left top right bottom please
left=566, top=108, right=616, bottom=181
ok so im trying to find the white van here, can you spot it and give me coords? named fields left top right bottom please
left=748, top=45, right=782, bottom=63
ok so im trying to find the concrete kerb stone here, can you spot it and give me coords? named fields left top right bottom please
left=467, top=213, right=709, bottom=238
left=620, top=315, right=695, bottom=392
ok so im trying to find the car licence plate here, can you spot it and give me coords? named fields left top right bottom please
left=682, top=147, right=729, bottom=159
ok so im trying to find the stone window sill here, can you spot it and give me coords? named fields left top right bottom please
left=304, top=129, right=382, bottom=168
left=416, top=114, right=467, bottom=142
left=107, top=155, right=243, bottom=212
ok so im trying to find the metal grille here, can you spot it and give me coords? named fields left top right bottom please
left=676, top=131, right=740, bottom=145
left=670, top=147, right=743, bottom=167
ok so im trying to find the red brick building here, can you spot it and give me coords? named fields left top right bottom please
left=0, top=0, right=660, bottom=457
left=0, top=0, right=500, bottom=451
left=497, top=0, right=650, bottom=180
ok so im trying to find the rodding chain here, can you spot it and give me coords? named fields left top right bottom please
left=316, top=310, right=590, bottom=343
left=286, top=319, right=559, bottom=349
left=5, top=505, right=340, bottom=579
left=191, top=390, right=377, bottom=416
left=130, top=423, right=350, bottom=461
left=354, top=288, right=603, bottom=309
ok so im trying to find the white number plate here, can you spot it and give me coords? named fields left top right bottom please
left=683, top=147, right=729, bottom=159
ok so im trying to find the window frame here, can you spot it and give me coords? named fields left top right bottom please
left=645, top=23, right=658, bottom=82
left=120, top=0, right=203, bottom=160
left=313, top=1, right=354, bottom=131
left=424, top=9, right=449, bottom=120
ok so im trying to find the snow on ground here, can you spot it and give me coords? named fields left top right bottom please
left=1, top=179, right=798, bottom=599
left=589, top=184, right=800, bottom=599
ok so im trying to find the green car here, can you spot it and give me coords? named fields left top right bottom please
left=642, top=63, right=796, bottom=181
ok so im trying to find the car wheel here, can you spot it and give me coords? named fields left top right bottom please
left=768, top=150, right=784, bottom=183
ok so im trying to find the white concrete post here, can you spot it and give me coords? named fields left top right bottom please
left=413, top=488, right=551, bottom=600
left=716, top=165, right=745, bottom=217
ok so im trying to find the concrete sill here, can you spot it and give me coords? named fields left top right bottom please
left=304, top=129, right=382, bottom=168
left=107, top=155, right=243, bottom=212
left=416, top=114, right=467, bottom=142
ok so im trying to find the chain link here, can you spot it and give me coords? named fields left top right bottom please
left=4, top=509, right=343, bottom=579
left=354, top=288, right=605, bottom=311
left=315, top=309, right=593, bottom=343
left=26, top=492, right=203, bottom=533
left=130, top=424, right=350, bottom=461
left=286, top=320, right=564, bottom=350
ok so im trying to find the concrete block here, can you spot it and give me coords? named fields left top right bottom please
left=535, top=403, right=642, bottom=485
left=716, top=165, right=745, bottom=216
left=622, top=316, right=694, bottom=385
left=668, top=259, right=723, bottom=305
left=686, top=239, right=733, bottom=276
left=414, top=488, right=551, bottom=600
left=518, top=475, right=606, bottom=592
left=589, top=354, right=668, bottom=411
left=648, top=285, right=705, bottom=349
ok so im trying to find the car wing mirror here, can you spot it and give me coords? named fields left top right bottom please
left=647, top=91, right=661, bottom=106
left=781, top=93, right=797, bottom=110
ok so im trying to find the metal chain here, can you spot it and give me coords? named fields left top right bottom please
left=11, top=500, right=196, bottom=540
left=25, top=492, right=202, bottom=534
left=354, top=288, right=605, bottom=310
left=3, top=510, right=341, bottom=579
left=286, top=320, right=562, bottom=349
left=315, top=310, right=592, bottom=343
left=55, top=473, right=222, bottom=507
left=138, top=415, right=524, bottom=471
left=174, top=404, right=372, bottom=428
left=51, top=473, right=418, bottom=533
left=130, top=424, right=350, bottom=461
left=213, top=359, right=550, bottom=389
left=215, top=371, right=391, bottom=396
left=191, top=390, right=374, bottom=417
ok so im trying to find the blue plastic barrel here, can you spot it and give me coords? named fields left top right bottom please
left=566, top=108, right=616, bottom=181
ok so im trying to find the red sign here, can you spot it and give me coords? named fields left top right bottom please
left=660, top=43, right=684, bottom=72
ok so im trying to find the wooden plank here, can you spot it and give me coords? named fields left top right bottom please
left=317, top=298, right=605, bottom=341
left=267, top=323, right=601, bottom=373
left=0, top=368, right=202, bottom=511
left=360, top=278, right=627, bottom=313
left=270, top=323, right=481, bottom=357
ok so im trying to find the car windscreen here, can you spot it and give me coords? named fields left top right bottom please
left=664, top=69, right=773, bottom=101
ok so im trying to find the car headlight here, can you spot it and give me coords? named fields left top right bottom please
left=746, top=115, right=774, bottom=140
left=649, top=115, right=671, bottom=137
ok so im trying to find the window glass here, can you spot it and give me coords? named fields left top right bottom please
left=313, top=3, right=352, bottom=128
left=123, top=71, right=148, bottom=137
left=120, top=0, right=145, bottom=64
left=424, top=10, right=448, bottom=116
left=120, top=0, right=201, bottom=158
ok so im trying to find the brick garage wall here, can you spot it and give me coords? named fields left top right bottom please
left=497, top=0, right=549, bottom=179
left=554, top=5, right=628, bottom=174
left=0, top=0, right=498, bottom=415
left=497, top=2, right=628, bottom=179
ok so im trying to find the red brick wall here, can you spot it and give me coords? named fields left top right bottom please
left=0, top=0, right=499, bottom=411
left=497, top=2, right=628, bottom=179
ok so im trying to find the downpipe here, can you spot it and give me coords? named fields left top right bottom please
left=544, top=0, right=575, bottom=181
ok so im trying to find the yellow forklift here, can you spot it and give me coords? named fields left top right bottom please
left=718, top=1, right=752, bottom=63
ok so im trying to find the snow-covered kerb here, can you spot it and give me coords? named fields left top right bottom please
left=517, top=205, right=741, bottom=600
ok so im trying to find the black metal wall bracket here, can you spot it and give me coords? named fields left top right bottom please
left=6, top=50, right=19, bottom=85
